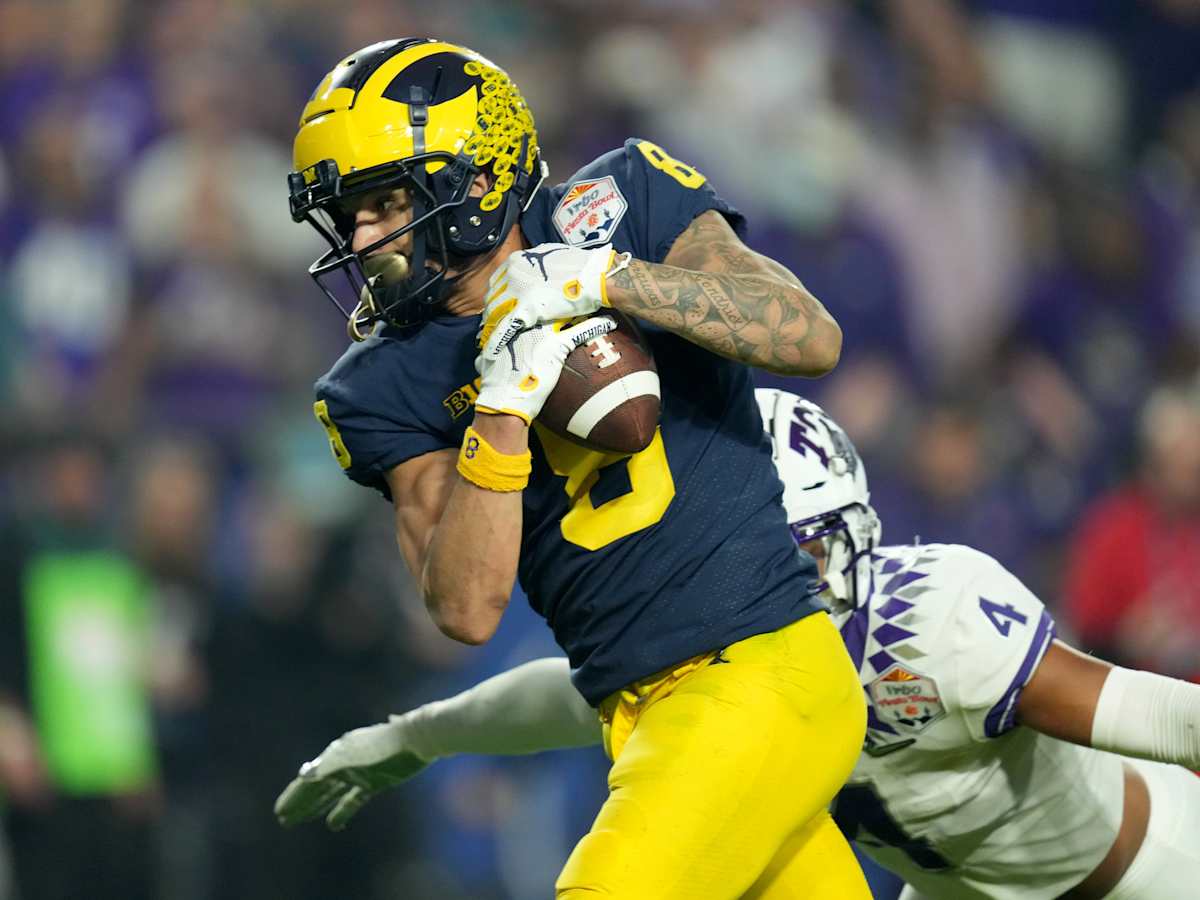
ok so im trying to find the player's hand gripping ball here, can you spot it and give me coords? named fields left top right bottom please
left=479, top=243, right=624, bottom=337
left=478, top=244, right=660, bottom=453
left=475, top=315, right=617, bottom=425
left=537, top=309, right=660, bottom=454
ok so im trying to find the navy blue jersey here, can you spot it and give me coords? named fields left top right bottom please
left=314, top=138, right=824, bottom=704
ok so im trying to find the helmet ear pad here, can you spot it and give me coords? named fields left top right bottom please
left=446, top=194, right=521, bottom=256
left=436, top=139, right=544, bottom=258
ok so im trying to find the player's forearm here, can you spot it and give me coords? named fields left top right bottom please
left=401, top=658, right=603, bottom=759
left=1089, top=666, right=1200, bottom=769
left=606, top=259, right=842, bottom=376
left=422, top=415, right=527, bottom=645
left=1022, top=642, right=1200, bottom=768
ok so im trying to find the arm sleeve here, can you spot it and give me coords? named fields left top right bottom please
left=398, top=657, right=603, bottom=760
left=618, top=137, right=747, bottom=263
left=945, top=548, right=1058, bottom=741
left=1090, top=666, right=1200, bottom=769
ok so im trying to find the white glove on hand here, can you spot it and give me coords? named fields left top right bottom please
left=274, top=716, right=430, bottom=832
left=478, top=243, right=629, bottom=353
left=475, top=315, right=616, bottom=423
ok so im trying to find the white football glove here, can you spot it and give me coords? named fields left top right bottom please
left=475, top=315, right=616, bottom=424
left=478, top=243, right=629, bottom=353
left=274, top=715, right=431, bottom=832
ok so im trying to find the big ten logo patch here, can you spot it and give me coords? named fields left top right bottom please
left=868, top=665, right=946, bottom=733
left=589, top=334, right=621, bottom=369
left=553, top=176, right=628, bottom=246
left=444, top=377, right=483, bottom=420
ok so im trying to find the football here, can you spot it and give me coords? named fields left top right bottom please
left=538, top=310, right=660, bottom=454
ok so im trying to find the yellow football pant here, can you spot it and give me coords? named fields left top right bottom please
left=556, top=611, right=870, bottom=899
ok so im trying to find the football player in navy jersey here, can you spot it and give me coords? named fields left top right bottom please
left=279, top=389, right=1200, bottom=900
left=287, top=39, right=868, bottom=898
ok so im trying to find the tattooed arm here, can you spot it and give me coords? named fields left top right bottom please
left=604, top=210, right=842, bottom=376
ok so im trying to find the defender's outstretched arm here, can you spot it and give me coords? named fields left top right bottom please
left=275, top=658, right=600, bottom=831
left=1017, top=640, right=1200, bottom=768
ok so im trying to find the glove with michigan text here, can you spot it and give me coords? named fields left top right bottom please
left=474, top=315, right=616, bottom=424
left=477, top=243, right=629, bottom=353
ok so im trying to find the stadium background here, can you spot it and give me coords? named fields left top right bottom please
left=1, top=0, right=1199, bottom=897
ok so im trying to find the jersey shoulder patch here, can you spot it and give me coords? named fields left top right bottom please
left=552, top=173, right=629, bottom=247
left=866, top=662, right=947, bottom=737
left=853, top=545, right=963, bottom=745
left=538, top=138, right=745, bottom=264
left=857, top=544, right=1049, bottom=741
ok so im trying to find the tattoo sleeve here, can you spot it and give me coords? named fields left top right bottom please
left=604, top=211, right=842, bottom=376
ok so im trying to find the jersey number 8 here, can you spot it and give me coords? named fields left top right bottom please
left=636, top=140, right=706, bottom=190
left=535, top=424, right=675, bottom=551
left=314, top=400, right=353, bottom=470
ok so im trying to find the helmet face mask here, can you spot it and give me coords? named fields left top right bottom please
left=289, top=40, right=546, bottom=337
left=789, top=504, right=878, bottom=613
left=756, top=389, right=882, bottom=609
left=290, top=154, right=465, bottom=336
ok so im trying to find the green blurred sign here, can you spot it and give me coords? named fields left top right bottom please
left=23, top=552, right=157, bottom=794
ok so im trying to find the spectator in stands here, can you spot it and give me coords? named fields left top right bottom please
left=0, top=433, right=160, bottom=899
left=1064, top=381, right=1200, bottom=680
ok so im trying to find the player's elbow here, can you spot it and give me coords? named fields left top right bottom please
left=804, top=321, right=842, bottom=376
left=439, top=619, right=497, bottom=646
left=431, top=608, right=498, bottom=645
left=770, top=318, right=842, bottom=377
left=425, top=591, right=505, bottom=646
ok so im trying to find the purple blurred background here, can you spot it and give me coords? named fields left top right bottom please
left=2, top=1, right=1200, bottom=897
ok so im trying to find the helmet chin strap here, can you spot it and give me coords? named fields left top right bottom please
left=821, top=570, right=855, bottom=616
left=822, top=533, right=857, bottom=612
left=347, top=295, right=376, bottom=342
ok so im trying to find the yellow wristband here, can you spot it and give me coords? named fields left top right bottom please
left=457, top=425, right=532, bottom=492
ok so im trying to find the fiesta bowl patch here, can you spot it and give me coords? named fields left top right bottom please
left=868, top=664, right=946, bottom=733
left=553, top=176, right=627, bottom=246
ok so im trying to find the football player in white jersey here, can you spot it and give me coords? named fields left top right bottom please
left=276, top=390, right=1200, bottom=899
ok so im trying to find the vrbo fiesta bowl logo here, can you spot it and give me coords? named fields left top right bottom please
left=553, top=175, right=628, bottom=246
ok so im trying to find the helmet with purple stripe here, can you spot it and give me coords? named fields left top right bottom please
left=756, top=388, right=881, bottom=609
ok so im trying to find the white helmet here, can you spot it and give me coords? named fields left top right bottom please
left=756, top=388, right=882, bottom=609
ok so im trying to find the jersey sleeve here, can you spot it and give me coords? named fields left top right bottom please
left=617, top=137, right=747, bottom=263
left=941, top=547, right=1058, bottom=741
left=314, top=374, right=452, bottom=500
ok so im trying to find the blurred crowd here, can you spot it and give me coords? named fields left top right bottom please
left=1, top=0, right=1199, bottom=898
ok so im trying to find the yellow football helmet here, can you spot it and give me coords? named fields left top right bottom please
left=288, top=38, right=545, bottom=336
